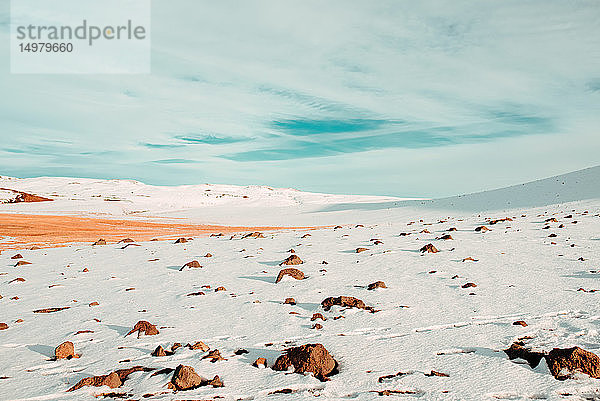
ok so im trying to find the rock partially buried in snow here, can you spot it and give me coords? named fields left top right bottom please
left=187, top=341, right=209, bottom=351
left=55, top=341, right=80, bottom=359
left=125, top=321, right=159, bottom=337
left=92, top=239, right=107, bottom=246
left=475, top=226, right=490, bottom=232
left=280, top=255, right=303, bottom=265
left=321, top=296, right=369, bottom=311
left=169, top=365, right=224, bottom=390
left=180, top=260, right=201, bottom=270
left=10, top=254, right=23, bottom=259
left=356, top=247, right=368, bottom=253
left=253, top=357, right=267, bottom=368
left=0, top=323, right=8, bottom=330
left=367, top=281, right=386, bottom=290
left=276, top=268, right=305, bottom=283
left=284, top=297, right=297, bottom=305
left=243, top=232, right=265, bottom=239
left=174, top=238, right=188, bottom=244
left=504, top=342, right=545, bottom=368
left=545, top=347, right=600, bottom=380
left=67, top=367, right=152, bottom=391
left=272, top=343, right=337, bottom=382
left=420, top=244, right=439, bottom=253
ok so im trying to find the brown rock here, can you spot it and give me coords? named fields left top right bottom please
left=151, top=345, right=167, bottom=357
left=204, top=253, right=213, bottom=257
left=55, top=341, right=79, bottom=359
left=207, top=375, right=223, bottom=387
left=312, top=323, right=323, bottom=330
left=33, top=307, right=69, bottom=313
left=180, top=260, right=201, bottom=271
left=89, top=301, right=99, bottom=307
left=321, top=296, right=368, bottom=311
left=513, top=320, right=528, bottom=327
left=462, top=257, right=478, bottom=262
left=11, top=254, right=23, bottom=259
left=118, top=238, right=135, bottom=243
left=311, top=313, right=326, bottom=321
left=202, top=349, right=225, bottom=362
left=125, top=321, right=159, bottom=337
left=171, top=343, right=182, bottom=352
left=284, top=297, right=296, bottom=305
left=92, top=239, right=107, bottom=246
left=253, top=357, right=267, bottom=368
left=243, top=232, right=265, bottom=239
left=367, top=281, right=386, bottom=290
left=301, top=233, right=311, bottom=238
left=0, top=323, right=8, bottom=330
left=437, top=234, right=453, bottom=240
left=462, top=282, right=477, bottom=288
left=280, top=255, right=303, bottom=266
left=356, top=247, right=368, bottom=253
left=68, top=372, right=121, bottom=391
left=14, top=261, right=32, bottom=266
left=82, top=268, right=89, bottom=272
left=272, top=343, right=337, bottom=381
left=425, top=370, right=449, bottom=377
left=276, top=268, right=305, bottom=283
left=169, top=365, right=204, bottom=390
left=504, top=342, right=545, bottom=368
left=447, top=227, right=457, bottom=231
left=187, top=341, right=209, bottom=351
left=545, top=347, right=600, bottom=380
left=475, top=226, right=490, bottom=232
left=420, top=244, right=439, bottom=253
left=174, top=238, right=188, bottom=244
left=214, top=286, right=226, bottom=292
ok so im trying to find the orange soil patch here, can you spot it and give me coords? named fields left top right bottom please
left=0, top=188, right=53, bottom=203
left=0, top=213, right=315, bottom=251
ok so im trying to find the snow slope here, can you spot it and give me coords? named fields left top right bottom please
left=0, top=168, right=599, bottom=400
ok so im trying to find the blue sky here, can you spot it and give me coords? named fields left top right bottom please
left=0, top=0, right=599, bottom=197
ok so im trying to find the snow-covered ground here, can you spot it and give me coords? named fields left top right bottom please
left=1, top=167, right=600, bottom=400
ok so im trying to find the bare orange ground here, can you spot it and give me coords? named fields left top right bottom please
left=0, top=213, right=318, bottom=252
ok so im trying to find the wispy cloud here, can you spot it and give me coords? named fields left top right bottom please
left=0, top=0, right=598, bottom=196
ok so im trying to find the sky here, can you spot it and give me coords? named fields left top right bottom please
left=0, top=0, right=599, bottom=197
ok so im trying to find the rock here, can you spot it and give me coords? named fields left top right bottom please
left=202, top=349, right=225, bottom=362
left=437, top=234, right=453, bottom=240
left=272, top=343, right=337, bottom=381
left=321, top=296, right=368, bottom=311
left=242, top=232, right=265, bottom=239
left=462, top=282, right=477, bottom=288
left=0, top=323, right=8, bottom=330
left=462, top=257, right=478, bottom=262
left=356, top=247, right=368, bottom=253
left=545, top=347, right=600, bottom=380
left=312, top=323, right=323, bottom=330
left=171, top=343, right=182, bottom=352
left=55, top=341, right=79, bottom=359
left=284, top=297, right=297, bottom=305
left=207, top=375, right=223, bottom=387
left=504, top=342, right=545, bottom=368
left=151, top=345, right=167, bottom=357
left=118, top=238, right=135, bottom=243
left=545, top=218, right=558, bottom=223
left=187, top=341, right=209, bottom=351
left=214, top=286, right=226, bottom=292
left=425, top=370, right=449, bottom=377
left=311, top=313, right=327, bottom=321
left=253, top=357, right=267, bottom=368
left=513, top=320, right=528, bottom=327
left=169, top=365, right=204, bottom=390
left=373, top=240, right=383, bottom=245
left=14, top=261, right=32, bottom=266
left=280, top=255, right=303, bottom=265
left=475, top=226, right=490, bottom=232
left=174, top=238, right=188, bottom=244
left=234, top=348, right=249, bottom=355
left=89, top=301, right=99, bottom=307
left=301, top=234, right=311, bottom=238
left=447, top=227, right=457, bottom=231
left=489, top=218, right=513, bottom=224
left=334, top=225, right=343, bottom=229
left=276, top=268, right=305, bottom=283
left=419, top=229, right=430, bottom=234
left=367, top=281, right=386, bottom=290
left=10, top=254, right=23, bottom=259
left=180, top=260, right=201, bottom=270
left=125, top=321, right=159, bottom=337
left=82, top=268, right=89, bottom=272
left=68, top=372, right=122, bottom=391
left=419, top=244, right=439, bottom=253
left=287, top=249, right=295, bottom=253
left=92, top=239, right=107, bottom=246
left=204, top=253, right=213, bottom=257
left=33, top=307, right=69, bottom=313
